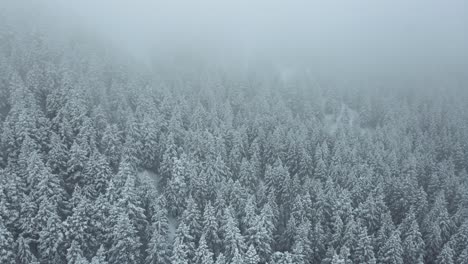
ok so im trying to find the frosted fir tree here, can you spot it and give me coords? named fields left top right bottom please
left=338, top=245, right=352, bottom=264
left=230, top=247, right=244, bottom=264
left=331, top=252, right=345, bottom=264
left=171, top=222, right=195, bottom=263
left=82, top=151, right=112, bottom=197
left=67, top=240, right=88, bottom=264
left=202, top=201, right=221, bottom=254
left=353, top=224, right=376, bottom=264
left=65, top=188, right=94, bottom=257
left=66, top=140, right=88, bottom=187
left=90, top=245, right=108, bottom=264
left=436, top=243, right=455, bottom=264
left=245, top=244, right=260, bottom=264
left=457, top=245, right=468, bottom=264
left=100, top=124, right=122, bottom=168
left=166, top=155, right=189, bottom=217
left=401, top=209, right=425, bottom=264
left=239, top=158, right=257, bottom=191
left=322, top=247, right=336, bottom=264
left=37, top=199, right=65, bottom=263
left=193, top=234, right=214, bottom=264
left=171, top=234, right=190, bottom=264
left=270, top=251, right=296, bottom=264
left=331, top=210, right=344, bottom=248
left=214, top=253, right=227, bottom=264
left=0, top=221, right=15, bottom=264
left=181, top=195, right=202, bottom=241
left=139, top=115, right=161, bottom=169
left=47, top=131, right=68, bottom=175
left=108, top=211, right=141, bottom=264
left=221, top=207, right=246, bottom=261
left=245, top=213, right=273, bottom=263
left=379, top=230, right=403, bottom=264
left=146, top=204, right=171, bottom=264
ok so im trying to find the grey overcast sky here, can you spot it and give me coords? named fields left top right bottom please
left=3, top=0, right=468, bottom=74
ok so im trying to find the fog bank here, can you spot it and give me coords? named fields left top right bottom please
left=3, top=0, right=468, bottom=78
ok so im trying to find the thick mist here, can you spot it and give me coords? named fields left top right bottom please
left=2, top=1, right=468, bottom=264
left=4, top=0, right=468, bottom=76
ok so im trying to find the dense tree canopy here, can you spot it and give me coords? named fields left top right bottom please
left=0, top=7, right=468, bottom=264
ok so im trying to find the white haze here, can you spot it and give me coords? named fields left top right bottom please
left=3, top=0, right=468, bottom=77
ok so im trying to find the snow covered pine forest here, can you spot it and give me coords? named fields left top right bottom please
left=1, top=4, right=468, bottom=264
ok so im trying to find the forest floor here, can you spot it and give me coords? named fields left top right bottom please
left=138, top=169, right=178, bottom=241
left=324, top=103, right=359, bottom=134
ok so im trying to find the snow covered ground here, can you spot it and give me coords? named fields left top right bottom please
left=137, top=169, right=178, bottom=241
left=324, top=103, right=359, bottom=134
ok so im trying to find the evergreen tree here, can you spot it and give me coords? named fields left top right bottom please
left=242, top=195, right=257, bottom=233
left=338, top=245, right=352, bottom=264
left=221, top=207, right=246, bottom=261
left=146, top=204, right=171, bottom=264
left=245, top=244, right=260, bottom=264
left=322, top=247, right=337, bottom=264
left=314, top=142, right=329, bottom=181
left=401, top=209, right=425, bottom=264
left=65, top=189, right=95, bottom=258
left=90, top=245, right=108, bottom=264
left=292, top=219, right=312, bottom=263
left=181, top=195, right=202, bottom=242
left=0, top=173, right=20, bottom=232
left=270, top=251, right=296, bottom=264
left=246, top=212, right=273, bottom=263
left=311, top=221, right=326, bottom=263
left=15, top=234, right=39, bottom=264
left=379, top=230, right=403, bottom=264
left=108, top=211, right=141, bottom=264
left=47, top=131, right=68, bottom=175
left=67, top=240, right=88, bottom=264
left=298, top=147, right=314, bottom=180
left=83, top=151, right=112, bottom=197
left=457, top=245, right=468, bottom=264
left=0, top=220, right=15, bottom=264
left=331, top=253, right=345, bottom=264
left=171, top=227, right=190, bottom=264
left=166, top=155, right=189, bottom=217
left=172, top=222, right=195, bottom=262
left=239, top=158, right=257, bottom=191
left=437, top=243, right=455, bottom=264
left=264, top=159, right=289, bottom=199
left=194, top=234, right=215, bottom=264
left=215, top=253, right=227, bottom=264
left=66, top=140, right=88, bottom=187
left=230, top=247, right=244, bottom=264
left=101, top=124, right=122, bottom=168
left=375, top=212, right=395, bottom=258
left=353, top=224, right=376, bottom=264
left=1, top=17, right=468, bottom=264
left=37, top=200, right=65, bottom=263
left=115, top=160, right=147, bottom=231
left=357, top=190, right=388, bottom=235
left=202, top=201, right=221, bottom=254
left=331, top=210, right=344, bottom=248
left=139, top=115, right=161, bottom=169
left=160, top=132, right=177, bottom=182
left=447, top=220, right=468, bottom=261
left=424, top=192, right=452, bottom=260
